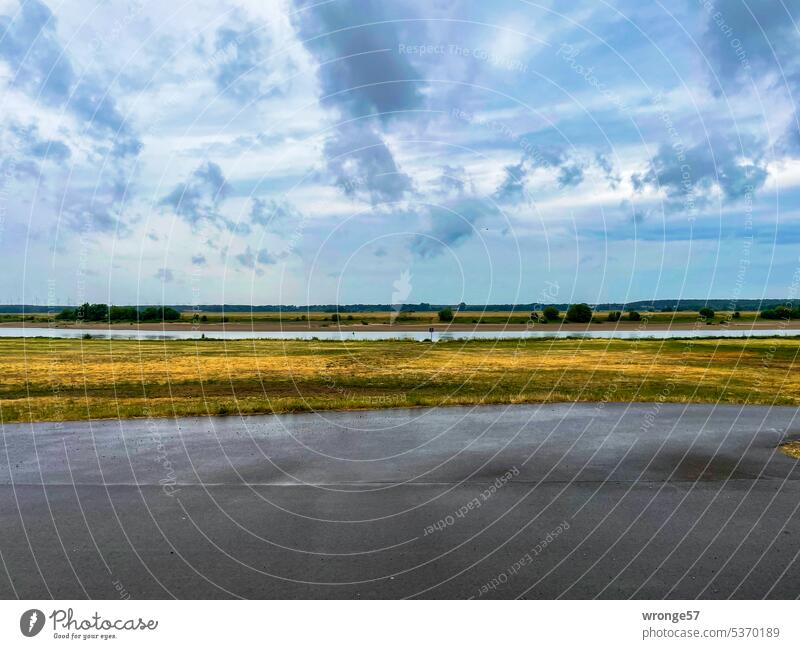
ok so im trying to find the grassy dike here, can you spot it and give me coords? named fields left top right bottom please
left=1, top=336, right=799, bottom=423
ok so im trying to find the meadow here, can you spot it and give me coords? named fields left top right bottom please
left=1, top=335, right=799, bottom=423
left=0, top=309, right=767, bottom=327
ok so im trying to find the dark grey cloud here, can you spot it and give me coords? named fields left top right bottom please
left=631, top=138, right=767, bottom=212
left=291, top=0, right=424, bottom=119
left=0, top=1, right=140, bottom=240
left=292, top=0, right=421, bottom=205
left=191, top=254, right=207, bottom=265
left=703, top=0, right=797, bottom=94
left=494, top=161, right=527, bottom=203
left=494, top=144, right=586, bottom=203
left=701, top=0, right=800, bottom=156
left=323, top=122, right=413, bottom=204
left=0, top=0, right=73, bottom=106
left=160, top=161, right=230, bottom=225
left=0, top=0, right=139, bottom=152
left=410, top=198, right=498, bottom=259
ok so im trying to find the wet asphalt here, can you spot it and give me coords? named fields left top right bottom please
left=1, top=402, right=799, bottom=599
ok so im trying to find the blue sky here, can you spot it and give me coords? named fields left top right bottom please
left=1, top=0, right=799, bottom=306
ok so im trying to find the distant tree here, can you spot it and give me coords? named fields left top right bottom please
left=761, top=305, right=796, bottom=320
left=200, top=314, right=208, bottom=322
left=607, top=311, right=622, bottom=322
left=565, top=303, right=592, bottom=323
left=732, top=311, right=741, bottom=319
left=627, top=310, right=642, bottom=321
left=542, top=306, right=560, bottom=322
left=330, top=313, right=340, bottom=322
left=139, top=306, right=181, bottom=322
left=438, top=307, right=454, bottom=322
left=109, top=305, right=138, bottom=321
left=74, top=303, right=108, bottom=321
left=55, top=308, right=76, bottom=321
left=698, top=307, right=715, bottom=320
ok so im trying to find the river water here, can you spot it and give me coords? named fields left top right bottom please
left=1, top=327, right=798, bottom=341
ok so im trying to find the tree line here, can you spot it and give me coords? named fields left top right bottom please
left=56, top=304, right=182, bottom=322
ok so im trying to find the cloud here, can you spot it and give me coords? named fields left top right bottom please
left=323, top=122, right=413, bottom=204
left=557, top=163, right=585, bottom=188
left=250, top=197, right=302, bottom=236
left=631, top=138, right=767, bottom=212
left=410, top=198, right=498, bottom=259
left=292, top=0, right=420, bottom=205
left=494, top=144, right=586, bottom=202
left=494, top=161, right=528, bottom=203
left=0, top=0, right=139, bottom=150
left=11, top=123, right=71, bottom=162
left=700, top=1, right=800, bottom=157
left=160, top=161, right=230, bottom=225
left=0, top=0, right=74, bottom=106
left=191, top=254, right=207, bottom=265
left=256, top=248, right=276, bottom=265
left=212, top=14, right=289, bottom=104
left=291, top=0, right=425, bottom=119
left=155, top=268, right=173, bottom=282
left=235, top=247, right=256, bottom=268
left=438, top=165, right=468, bottom=196
left=235, top=245, right=275, bottom=269
left=595, top=152, right=620, bottom=189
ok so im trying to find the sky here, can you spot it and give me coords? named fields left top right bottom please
left=1, top=0, right=799, bottom=307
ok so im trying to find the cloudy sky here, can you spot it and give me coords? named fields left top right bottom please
left=1, top=0, right=799, bottom=306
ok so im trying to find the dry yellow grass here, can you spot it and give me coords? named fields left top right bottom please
left=1, top=336, right=799, bottom=423
left=780, top=441, right=800, bottom=459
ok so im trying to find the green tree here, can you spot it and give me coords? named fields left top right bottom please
left=542, top=306, right=560, bottom=322
left=140, top=306, right=181, bottom=321
left=698, top=307, right=715, bottom=320
left=627, top=310, right=642, bottom=321
left=566, top=303, right=592, bottom=323
left=438, top=307, right=454, bottom=322
left=109, top=305, right=138, bottom=321
left=607, top=311, right=621, bottom=322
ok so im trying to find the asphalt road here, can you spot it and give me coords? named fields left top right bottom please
left=1, top=403, right=799, bottom=599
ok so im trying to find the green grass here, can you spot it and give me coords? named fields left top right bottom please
left=1, top=336, right=799, bottom=423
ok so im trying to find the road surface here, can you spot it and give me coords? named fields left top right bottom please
left=1, top=403, right=799, bottom=598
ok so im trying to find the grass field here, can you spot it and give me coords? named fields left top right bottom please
left=1, top=336, right=799, bottom=423
left=0, top=309, right=766, bottom=326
